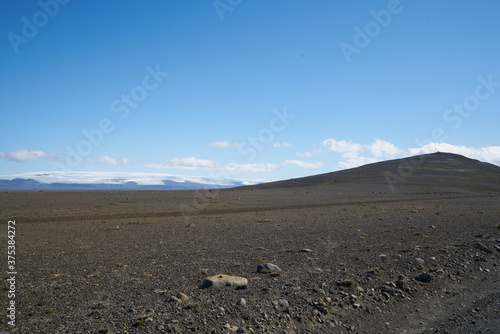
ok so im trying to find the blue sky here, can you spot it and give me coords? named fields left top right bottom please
left=1, top=0, right=500, bottom=184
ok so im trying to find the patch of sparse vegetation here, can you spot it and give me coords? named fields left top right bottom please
left=414, top=232, right=429, bottom=238
left=399, top=249, right=412, bottom=253
left=494, top=223, right=500, bottom=230
left=132, top=320, right=146, bottom=327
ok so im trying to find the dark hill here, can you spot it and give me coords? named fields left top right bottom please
left=248, top=152, right=500, bottom=193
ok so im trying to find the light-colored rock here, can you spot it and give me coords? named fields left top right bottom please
left=202, top=274, right=248, bottom=288
left=257, top=263, right=281, bottom=273
left=177, top=292, right=189, bottom=301
left=236, top=298, right=247, bottom=306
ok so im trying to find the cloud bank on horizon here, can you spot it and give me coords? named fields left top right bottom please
left=1, top=140, right=499, bottom=184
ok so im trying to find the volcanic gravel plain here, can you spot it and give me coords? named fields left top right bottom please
left=1, top=187, right=499, bottom=333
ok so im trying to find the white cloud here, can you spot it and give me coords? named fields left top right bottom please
left=209, top=141, right=238, bottom=148
left=147, top=157, right=279, bottom=173
left=366, top=139, right=401, bottom=158
left=297, top=152, right=313, bottom=158
left=0, top=149, right=57, bottom=162
left=322, top=138, right=396, bottom=169
left=148, top=157, right=218, bottom=170
left=88, top=156, right=131, bottom=165
left=273, top=142, right=292, bottom=148
left=337, top=156, right=379, bottom=170
left=284, top=160, right=323, bottom=169
left=341, top=151, right=359, bottom=159
left=408, top=143, right=500, bottom=165
left=322, top=139, right=364, bottom=153
left=224, top=163, right=279, bottom=173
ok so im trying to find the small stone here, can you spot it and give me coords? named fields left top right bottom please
left=202, top=274, right=248, bottom=288
left=314, top=305, right=328, bottom=315
left=280, top=299, right=290, bottom=307
left=236, top=327, right=247, bottom=334
left=177, top=292, right=189, bottom=301
left=353, top=303, right=361, bottom=309
left=415, top=258, right=425, bottom=265
left=473, top=242, right=492, bottom=253
left=169, top=296, right=182, bottom=303
left=236, top=298, right=247, bottom=306
left=224, top=323, right=239, bottom=331
left=257, top=263, right=282, bottom=273
left=300, top=248, right=312, bottom=253
left=415, top=273, right=432, bottom=283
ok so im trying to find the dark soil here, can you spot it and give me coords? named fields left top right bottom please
left=1, top=188, right=499, bottom=333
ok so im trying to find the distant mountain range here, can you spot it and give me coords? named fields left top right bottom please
left=0, top=172, right=258, bottom=191
left=2, top=152, right=499, bottom=192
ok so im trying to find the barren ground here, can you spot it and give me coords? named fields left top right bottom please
left=1, top=189, right=499, bottom=333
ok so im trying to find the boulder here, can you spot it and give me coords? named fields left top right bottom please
left=257, top=263, right=282, bottom=273
left=202, top=274, right=248, bottom=288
